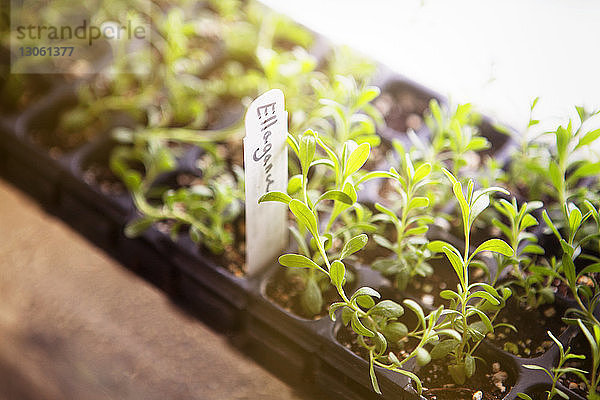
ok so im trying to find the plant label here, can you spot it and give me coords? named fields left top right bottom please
left=244, top=89, right=288, bottom=275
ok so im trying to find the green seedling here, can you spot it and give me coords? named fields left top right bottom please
left=424, top=99, right=489, bottom=176
left=311, top=75, right=384, bottom=149
left=577, top=319, right=600, bottom=399
left=492, top=198, right=554, bottom=307
left=118, top=147, right=244, bottom=255
left=372, top=143, right=434, bottom=290
left=521, top=330, right=588, bottom=400
left=427, top=169, right=514, bottom=384
left=542, top=201, right=600, bottom=328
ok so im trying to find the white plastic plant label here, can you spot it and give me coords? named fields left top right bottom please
left=244, top=89, right=288, bottom=276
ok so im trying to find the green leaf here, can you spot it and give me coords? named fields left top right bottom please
left=442, top=246, right=466, bottom=287
left=350, top=287, right=381, bottom=303
left=517, top=393, right=533, bottom=400
left=568, top=204, right=582, bottom=237
left=405, top=226, right=429, bottom=236
left=343, top=181, right=358, bottom=202
left=368, top=300, right=404, bottom=319
left=258, top=191, right=292, bottom=204
left=440, top=290, right=461, bottom=301
left=471, top=239, right=514, bottom=259
left=286, top=133, right=300, bottom=158
left=415, top=348, right=431, bottom=366
left=560, top=240, right=577, bottom=285
left=301, top=278, right=323, bottom=316
left=430, top=339, right=458, bottom=360
left=576, top=128, right=600, bottom=148
left=373, top=234, right=394, bottom=250
left=408, top=197, right=429, bottom=210
left=413, top=163, right=432, bottom=182
left=357, top=86, right=380, bottom=108
left=469, top=291, right=500, bottom=306
left=124, top=217, right=154, bottom=238
left=448, top=363, right=466, bottom=385
left=328, top=302, right=345, bottom=321
left=357, top=295, right=376, bottom=309
left=289, top=199, right=318, bottom=237
left=355, top=170, right=396, bottom=185
left=578, top=318, right=599, bottom=356
left=523, top=364, right=550, bottom=372
left=374, top=202, right=398, bottom=221
left=470, top=192, right=490, bottom=225
left=427, top=240, right=449, bottom=253
left=542, top=210, right=561, bottom=241
left=403, top=299, right=425, bottom=329
left=464, top=354, right=476, bottom=378
left=452, top=182, right=469, bottom=226
left=548, top=161, right=562, bottom=192
left=351, top=312, right=374, bottom=337
left=344, top=142, right=371, bottom=177
left=368, top=352, right=381, bottom=394
left=579, top=262, right=600, bottom=277
left=316, top=190, right=353, bottom=205
left=469, top=308, right=494, bottom=333
left=340, top=234, right=368, bottom=260
left=569, top=162, right=600, bottom=182
left=329, top=260, right=346, bottom=289
left=521, top=244, right=544, bottom=255
left=555, top=389, right=569, bottom=399
left=383, top=322, right=408, bottom=342
left=465, top=137, right=490, bottom=152
left=299, top=131, right=316, bottom=174
left=341, top=307, right=353, bottom=326
left=279, top=254, right=326, bottom=273
left=287, top=175, right=302, bottom=194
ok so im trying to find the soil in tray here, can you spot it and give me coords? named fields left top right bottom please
left=374, top=82, right=430, bottom=134
left=205, top=231, right=246, bottom=278
left=82, top=161, right=128, bottom=197
left=485, top=297, right=567, bottom=358
left=26, top=100, right=118, bottom=159
left=403, top=258, right=486, bottom=309
left=558, top=332, right=599, bottom=398
left=417, top=357, right=514, bottom=400
left=265, top=267, right=355, bottom=320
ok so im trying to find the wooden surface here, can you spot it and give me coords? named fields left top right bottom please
left=0, top=179, right=310, bottom=400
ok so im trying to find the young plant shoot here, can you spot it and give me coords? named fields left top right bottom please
left=427, top=169, right=514, bottom=384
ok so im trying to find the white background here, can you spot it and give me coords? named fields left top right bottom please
left=262, top=0, right=600, bottom=132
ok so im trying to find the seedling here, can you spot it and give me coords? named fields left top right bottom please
left=371, top=143, right=434, bottom=290
left=427, top=169, right=514, bottom=384
left=521, top=330, right=588, bottom=400
left=542, top=201, right=600, bottom=328
left=118, top=146, right=245, bottom=255
left=424, top=99, right=489, bottom=177
left=492, top=198, right=554, bottom=307
left=577, top=319, right=600, bottom=399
